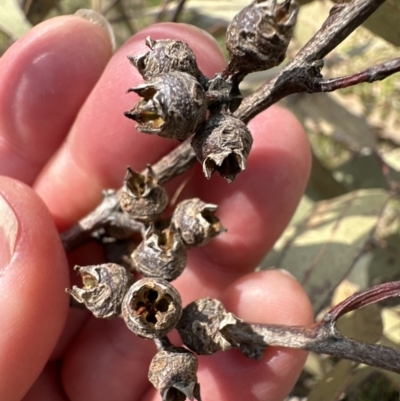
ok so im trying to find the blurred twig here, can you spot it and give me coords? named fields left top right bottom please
left=155, top=0, right=173, bottom=22
left=115, top=0, right=136, bottom=35
left=101, top=0, right=121, bottom=15
left=171, top=0, right=188, bottom=22
left=23, top=0, right=34, bottom=14
left=372, top=150, right=400, bottom=195
left=155, top=0, right=188, bottom=23
left=91, top=0, right=102, bottom=13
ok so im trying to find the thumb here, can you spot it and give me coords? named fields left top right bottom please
left=0, top=177, right=69, bottom=401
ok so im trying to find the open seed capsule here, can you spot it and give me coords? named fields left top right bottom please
left=128, top=37, right=205, bottom=86
left=124, top=71, right=207, bottom=141
left=119, top=166, right=168, bottom=222
left=132, top=227, right=187, bottom=281
left=191, top=112, right=253, bottom=182
left=171, top=198, right=225, bottom=247
left=226, top=0, right=299, bottom=79
left=149, top=345, right=201, bottom=401
left=66, top=263, right=134, bottom=318
left=122, top=278, right=182, bottom=339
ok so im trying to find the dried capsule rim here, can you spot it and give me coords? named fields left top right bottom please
left=122, top=278, right=182, bottom=339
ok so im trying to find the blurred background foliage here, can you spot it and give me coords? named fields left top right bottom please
left=1, top=0, right=399, bottom=399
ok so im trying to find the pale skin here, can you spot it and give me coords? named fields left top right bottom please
left=0, top=15, right=314, bottom=401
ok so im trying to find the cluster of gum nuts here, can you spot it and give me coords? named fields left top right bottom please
left=67, top=1, right=299, bottom=400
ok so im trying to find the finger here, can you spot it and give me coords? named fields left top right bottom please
left=0, top=177, right=69, bottom=400
left=49, top=308, right=89, bottom=361
left=0, top=13, right=113, bottom=184
left=34, top=23, right=226, bottom=230
left=61, top=318, right=156, bottom=401
left=174, top=105, right=311, bottom=302
left=22, top=362, right=68, bottom=401
left=145, top=270, right=313, bottom=401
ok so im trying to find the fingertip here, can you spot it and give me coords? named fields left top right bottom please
left=248, top=105, right=311, bottom=181
left=22, top=362, right=67, bottom=401
left=73, top=10, right=116, bottom=53
left=0, top=16, right=113, bottom=183
left=62, top=318, right=155, bottom=401
left=17, top=15, right=114, bottom=53
left=0, top=176, right=69, bottom=400
left=223, top=269, right=314, bottom=326
left=224, top=269, right=313, bottom=400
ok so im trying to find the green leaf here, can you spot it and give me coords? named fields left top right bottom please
left=289, top=93, right=377, bottom=152
left=262, top=189, right=389, bottom=313
left=26, top=0, right=60, bottom=25
left=304, top=352, right=332, bottom=379
left=381, top=306, right=400, bottom=345
left=307, top=360, right=356, bottom=401
left=336, top=304, right=383, bottom=343
left=0, top=0, right=32, bottom=40
left=354, top=240, right=400, bottom=288
left=383, top=148, right=400, bottom=173
left=363, top=1, right=400, bottom=47
left=332, top=155, right=389, bottom=192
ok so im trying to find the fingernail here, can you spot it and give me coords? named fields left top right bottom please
left=276, top=268, right=298, bottom=281
left=75, top=9, right=116, bottom=52
left=0, top=194, right=18, bottom=271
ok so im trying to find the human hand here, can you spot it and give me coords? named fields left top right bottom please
left=0, top=12, right=313, bottom=401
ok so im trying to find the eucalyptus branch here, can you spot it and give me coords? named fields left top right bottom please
left=155, top=0, right=173, bottom=23
left=61, top=140, right=195, bottom=251
left=235, top=0, right=387, bottom=122
left=237, top=323, right=400, bottom=373
left=173, top=282, right=400, bottom=374
left=61, top=190, right=120, bottom=251
left=297, top=0, right=385, bottom=62
left=227, top=281, right=400, bottom=374
left=314, top=58, right=400, bottom=92
left=62, top=0, right=391, bottom=252
left=171, top=0, right=188, bottom=22
left=61, top=190, right=145, bottom=252
left=151, top=139, right=196, bottom=184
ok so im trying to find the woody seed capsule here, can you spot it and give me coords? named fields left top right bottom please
left=120, top=166, right=168, bottom=222
left=128, top=37, right=206, bottom=86
left=171, top=198, right=225, bottom=247
left=149, top=345, right=201, bottom=401
left=124, top=71, right=207, bottom=141
left=122, top=277, right=182, bottom=339
left=66, top=263, right=134, bottom=318
left=226, top=0, right=299, bottom=79
left=191, top=112, right=253, bottom=182
left=176, top=297, right=240, bottom=355
left=177, top=298, right=268, bottom=359
left=131, top=226, right=187, bottom=281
